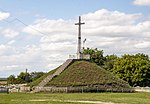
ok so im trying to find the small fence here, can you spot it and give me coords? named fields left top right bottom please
left=69, top=54, right=90, bottom=60
left=34, top=85, right=134, bottom=93
left=0, top=87, right=9, bottom=93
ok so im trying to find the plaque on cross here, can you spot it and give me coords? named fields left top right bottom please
left=75, top=16, right=85, bottom=59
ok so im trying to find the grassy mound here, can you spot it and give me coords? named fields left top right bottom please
left=31, top=61, right=133, bottom=92
left=46, top=61, right=132, bottom=91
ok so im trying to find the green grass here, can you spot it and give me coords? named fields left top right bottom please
left=0, top=92, right=150, bottom=104
left=47, top=61, right=130, bottom=88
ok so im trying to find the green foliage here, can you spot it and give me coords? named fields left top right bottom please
left=83, top=48, right=106, bottom=65
left=7, top=72, right=31, bottom=84
left=112, top=53, right=150, bottom=87
left=104, top=54, right=118, bottom=71
left=17, top=72, right=31, bottom=84
left=30, top=72, right=45, bottom=81
left=7, top=71, right=45, bottom=84
left=7, top=75, right=16, bottom=84
left=83, top=48, right=150, bottom=87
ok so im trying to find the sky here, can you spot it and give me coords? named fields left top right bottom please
left=0, top=0, right=150, bottom=77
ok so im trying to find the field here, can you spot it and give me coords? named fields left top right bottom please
left=0, top=92, right=150, bottom=104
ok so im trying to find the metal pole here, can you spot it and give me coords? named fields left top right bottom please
left=75, top=16, right=85, bottom=59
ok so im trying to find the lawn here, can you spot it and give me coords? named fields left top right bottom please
left=0, top=92, right=150, bottom=104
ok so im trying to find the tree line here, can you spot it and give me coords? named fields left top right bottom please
left=83, top=48, right=150, bottom=87
left=7, top=72, right=45, bottom=84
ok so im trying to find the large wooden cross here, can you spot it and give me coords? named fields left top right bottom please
left=75, top=16, right=85, bottom=59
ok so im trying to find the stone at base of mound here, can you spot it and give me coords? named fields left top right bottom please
left=33, top=85, right=134, bottom=93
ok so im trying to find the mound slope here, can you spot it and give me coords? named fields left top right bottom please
left=32, top=60, right=133, bottom=92
left=47, top=61, right=133, bottom=92
left=47, top=61, right=128, bottom=86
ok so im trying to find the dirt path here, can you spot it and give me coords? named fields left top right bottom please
left=29, top=99, right=125, bottom=104
left=64, top=100, right=118, bottom=104
left=12, top=99, right=125, bottom=104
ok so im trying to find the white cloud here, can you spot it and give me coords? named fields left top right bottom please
left=0, top=44, right=18, bottom=56
left=23, top=19, right=75, bottom=36
left=82, top=9, right=141, bottom=26
left=0, top=44, right=6, bottom=50
left=5, top=65, right=19, bottom=68
left=81, top=9, right=143, bottom=37
left=133, top=0, right=150, bottom=6
left=0, top=44, right=10, bottom=55
left=134, top=41, right=150, bottom=48
left=0, top=45, right=41, bottom=70
left=2, top=9, right=150, bottom=77
left=1, top=28, right=19, bottom=38
left=7, top=40, right=16, bottom=45
left=81, top=9, right=150, bottom=54
left=22, top=9, right=150, bottom=58
left=0, top=11, right=10, bottom=21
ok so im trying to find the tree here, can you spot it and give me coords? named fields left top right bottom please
left=30, top=72, right=45, bottom=81
left=83, top=48, right=106, bottom=65
left=112, top=53, right=150, bottom=87
left=7, top=75, right=16, bottom=84
left=17, top=72, right=31, bottom=84
left=104, top=54, right=118, bottom=71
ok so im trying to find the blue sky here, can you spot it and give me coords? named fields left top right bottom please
left=0, top=0, right=150, bottom=77
left=0, top=0, right=149, bottom=20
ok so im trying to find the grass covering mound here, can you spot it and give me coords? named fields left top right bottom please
left=46, top=61, right=132, bottom=90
